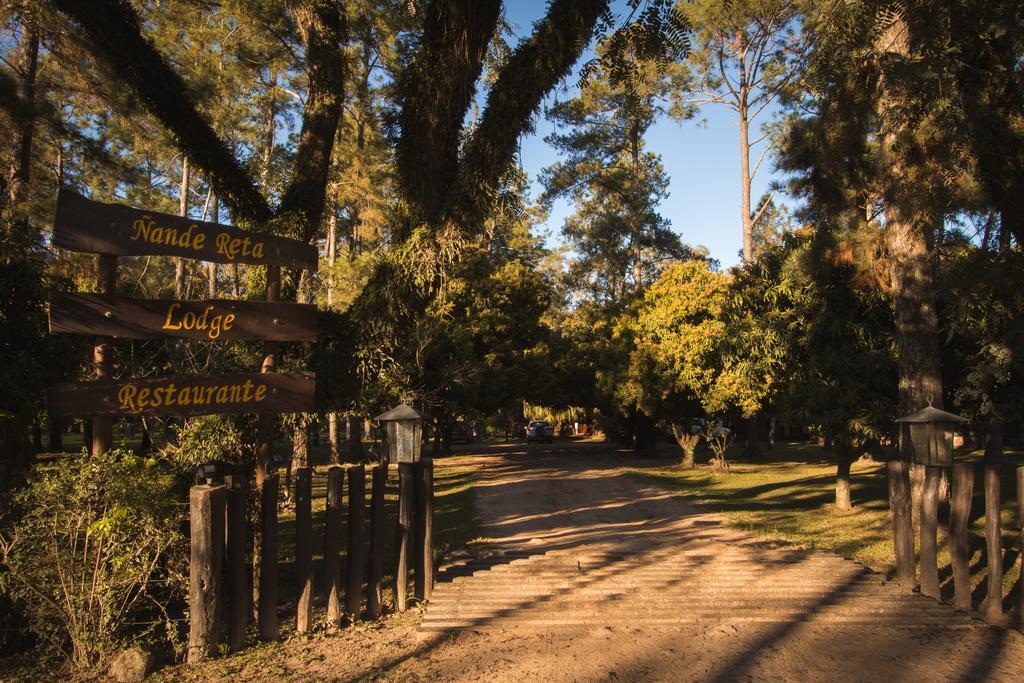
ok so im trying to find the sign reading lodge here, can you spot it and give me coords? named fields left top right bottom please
left=50, top=292, right=317, bottom=342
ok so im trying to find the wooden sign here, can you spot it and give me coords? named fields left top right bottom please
left=50, top=292, right=317, bottom=342
left=46, top=372, right=316, bottom=417
left=53, top=189, right=318, bottom=272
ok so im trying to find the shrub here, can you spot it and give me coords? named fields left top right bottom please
left=0, top=449, right=186, bottom=668
left=162, top=415, right=244, bottom=472
left=706, top=430, right=735, bottom=473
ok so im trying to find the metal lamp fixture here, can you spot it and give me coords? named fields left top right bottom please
left=374, top=404, right=427, bottom=464
left=895, top=405, right=968, bottom=467
left=195, top=462, right=220, bottom=484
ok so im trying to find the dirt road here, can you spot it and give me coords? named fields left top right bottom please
left=167, top=440, right=1024, bottom=682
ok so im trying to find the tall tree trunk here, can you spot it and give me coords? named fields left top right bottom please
left=328, top=413, right=340, bottom=464
left=876, top=16, right=944, bottom=526
left=5, top=24, right=38, bottom=247
left=175, top=156, right=190, bottom=298
left=325, top=199, right=337, bottom=306
left=876, top=15, right=944, bottom=417
left=742, top=415, right=761, bottom=458
left=346, top=415, right=364, bottom=461
left=671, top=423, right=696, bottom=468
left=835, top=440, right=854, bottom=512
left=739, top=96, right=753, bottom=263
left=287, top=417, right=310, bottom=504
left=206, top=194, right=218, bottom=296
left=1, top=24, right=40, bottom=492
left=630, top=124, right=643, bottom=291
left=324, top=194, right=341, bottom=464
left=261, top=70, right=277, bottom=192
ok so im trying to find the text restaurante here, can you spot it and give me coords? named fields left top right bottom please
left=118, top=379, right=267, bottom=412
left=130, top=216, right=266, bottom=260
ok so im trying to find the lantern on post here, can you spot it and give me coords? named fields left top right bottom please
left=895, top=405, right=968, bottom=467
left=374, top=404, right=426, bottom=464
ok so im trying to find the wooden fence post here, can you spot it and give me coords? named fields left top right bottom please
left=1017, top=466, right=1024, bottom=632
left=367, top=463, right=387, bottom=619
left=887, top=460, right=916, bottom=587
left=295, top=467, right=313, bottom=633
left=919, top=466, right=942, bottom=599
left=414, top=458, right=434, bottom=602
left=395, top=462, right=415, bottom=611
left=345, top=464, right=366, bottom=619
left=984, top=462, right=1003, bottom=621
left=223, top=473, right=249, bottom=652
left=325, top=466, right=344, bottom=627
left=950, top=463, right=974, bottom=612
left=188, top=485, right=227, bottom=664
left=258, top=472, right=279, bottom=640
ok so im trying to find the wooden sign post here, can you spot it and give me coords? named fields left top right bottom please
left=47, top=189, right=319, bottom=657
left=92, top=254, right=117, bottom=456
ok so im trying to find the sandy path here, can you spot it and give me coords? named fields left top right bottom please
left=160, top=440, right=1024, bottom=682
left=405, top=441, right=1024, bottom=681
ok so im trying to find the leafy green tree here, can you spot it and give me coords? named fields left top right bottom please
left=776, top=231, right=898, bottom=510
left=941, top=245, right=1024, bottom=453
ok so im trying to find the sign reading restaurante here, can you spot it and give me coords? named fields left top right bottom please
left=46, top=372, right=316, bottom=417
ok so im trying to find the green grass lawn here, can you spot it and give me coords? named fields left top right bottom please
left=632, top=441, right=1024, bottom=601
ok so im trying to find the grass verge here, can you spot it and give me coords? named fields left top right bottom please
left=630, top=441, right=1023, bottom=598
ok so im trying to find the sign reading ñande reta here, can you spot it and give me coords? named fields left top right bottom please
left=53, top=190, right=318, bottom=271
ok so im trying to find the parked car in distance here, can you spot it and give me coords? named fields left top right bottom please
left=689, top=418, right=731, bottom=437
left=526, top=420, right=554, bottom=443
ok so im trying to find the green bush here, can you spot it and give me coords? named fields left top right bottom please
left=0, top=449, right=187, bottom=668
left=162, top=414, right=244, bottom=471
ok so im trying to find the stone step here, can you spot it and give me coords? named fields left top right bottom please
left=438, top=573, right=869, bottom=584
left=420, top=615, right=974, bottom=630
left=436, top=580, right=882, bottom=591
left=421, top=610, right=958, bottom=618
left=432, top=585, right=897, bottom=597
left=425, top=597, right=948, bottom=609
left=423, top=543, right=970, bottom=632
left=443, top=557, right=860, bottom=570
left=439, top=563, right=862, bottom=575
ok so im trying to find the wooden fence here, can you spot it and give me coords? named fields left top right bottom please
left=888, top=460, right=1024, bottom=630
left=188, top=458, right=434, bottom=660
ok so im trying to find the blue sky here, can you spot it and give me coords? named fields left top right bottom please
left=504, top=1, right=785, bottom=270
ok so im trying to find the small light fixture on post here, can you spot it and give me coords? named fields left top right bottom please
left=195, top=462, right=220, bottom=485
left=894, top=403, right=968, bottom=601
left=895, top=405, right=968, bottom=467
left=374, top=403, right=427, bottom=612
left=374, top=403, right=426, bottom=464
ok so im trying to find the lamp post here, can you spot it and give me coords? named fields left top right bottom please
left=374, top=404, right=426, bottom=610
left=375, top=403, right=426, bottom=464
left=895, top=405, right=967, bottom=467
left=894, top=405, right=967, bottom=600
